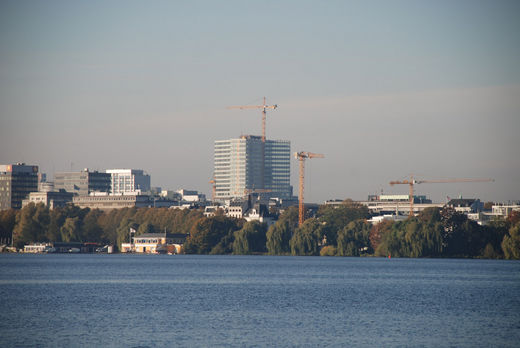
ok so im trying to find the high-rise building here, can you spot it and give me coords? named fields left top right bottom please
left=0, top=163, right=39, bottom=210
left=106, top=169, right=151, bottom=195
left=214, top=135, right=292, bottom=201
left=54, top=169, right=111, bottom=196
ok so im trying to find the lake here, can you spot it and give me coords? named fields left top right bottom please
left=0, top=254, right=519, bottom=347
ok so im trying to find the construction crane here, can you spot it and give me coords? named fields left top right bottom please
left=228, top=97, right=278, bottom=142
left=209, top=176, right=216, bottom=201
left=389, top=175, right=494, bottom=216
left=295, top=151, right=324, bottom=226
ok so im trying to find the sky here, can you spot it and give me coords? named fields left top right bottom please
left=1, top=0, right=519, bottom=203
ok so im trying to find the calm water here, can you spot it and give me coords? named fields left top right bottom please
left=0, top=255, right=519, bottom=347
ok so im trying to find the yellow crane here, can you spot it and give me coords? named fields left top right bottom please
left=389, top=175, right=494, bottom=216
left=228, top=97, right=278, bottom=142
left=295, top=151, right=324, bottom=226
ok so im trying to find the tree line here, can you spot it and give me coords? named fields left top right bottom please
left=1, top=201, right=519, bottom=259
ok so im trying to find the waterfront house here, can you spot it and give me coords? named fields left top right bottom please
left=121, top=233, right=187, bottom=254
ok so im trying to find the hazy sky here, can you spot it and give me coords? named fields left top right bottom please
left=1, top=0, right=519, bottom=203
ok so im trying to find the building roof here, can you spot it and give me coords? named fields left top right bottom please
left=447, top=199, right=477, bottom=207
left=134, top=233, right=188, bottom=239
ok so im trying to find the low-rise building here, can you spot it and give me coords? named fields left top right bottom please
left=73, top=193, right=152, bottom=210
left=23, top=243, right=54, bottom=253
left=491, top=203, right=520, bottom=217
left=22, top=190, right=73, bottom=209
left=446, top=198, right=483, bottom=213
left=244, top=203, right=275, bottom=227
left=177, top=189, right=206, bottom=203
left=354, top=195, right=442, bottom=215
left=204, top=205, right=225, bottom=217
left=121, top=233, right=187, bottom=254
left=367, top=214, right=408, bottom=225
left=227, top=200, right=249, bottom=219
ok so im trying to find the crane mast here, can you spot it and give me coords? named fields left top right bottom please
left=227, top=97, right=278, bottom=143
left=295, top=151, right=324, bottom=226
left=209, top=176, right=216, bottom=202
left=389, top=175, right=494, bottom=216
left=228, top=97, right=278, bottom=193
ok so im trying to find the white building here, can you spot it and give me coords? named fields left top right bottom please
left=214, top=135, right=292, bottom=201
left=177, top=189, right=206, bottom=202
left=106, top=169, right=151, bottom=195
left=491, top=203, right=520, bottom=217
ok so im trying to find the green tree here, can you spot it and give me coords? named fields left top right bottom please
left=12, top=204, right=39, bottom=248
left=317, top=201, right=369, bottom=246
left=369, top=219, right=393, bottom=255
left=116, top=218, right=139, bottom=248
left=337, top=219, right=372, bottom=256
left=233, top=221, right=267, bottom=255
left=184, top=216, right=242, bottom=254
left=266, top=219, right=293, bottom=255
left=502, top=224, right=520, bottom=259
left=60, top=217, right=81, bottom=242
left=290, top=218, right=323, bottom=256
left=137, top=221, right=156, bottom=235
left=12, top=203, right=51, bottom=248
left=81, top=209, right=103, bottom=242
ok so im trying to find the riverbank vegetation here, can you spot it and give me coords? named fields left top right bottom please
left=1, top=202, right=519, bottom=259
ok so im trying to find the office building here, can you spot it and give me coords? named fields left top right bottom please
left=22, top=190, right=73, bottom=209
left=106, top=169, right=151, bottom=195
left=54, top=169, right=111, bottom=195
left=73, top=193, right=152, bottom=210
left=214, top=135, right=292, bottom=201
left=0, top=163, right=39, bottom=210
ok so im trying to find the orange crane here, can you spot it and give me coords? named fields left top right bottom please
left=228, top=97, right=278, bottom=142
left=209, top=176, right=216, bottom=201
left=389, top=175, right=494, bottom=216
left=295, top=151, right=324, bottom=226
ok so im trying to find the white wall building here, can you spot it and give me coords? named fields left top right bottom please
left=106, top=169, right=151, bottom=195
left=177, top=189, right=206, bottom=202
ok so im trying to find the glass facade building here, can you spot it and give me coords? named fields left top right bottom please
left=214, top=135, right=292, bottom=200
left=54, top=170, right=111, bottom=196
left=0, top=164, right=39, bottom=210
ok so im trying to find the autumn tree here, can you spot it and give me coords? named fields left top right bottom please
left=502, top=223, right=520, bottom=259
left=0, top=209, right=17, bottom=244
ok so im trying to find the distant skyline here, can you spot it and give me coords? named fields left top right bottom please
left=1, top=0, right=519, bottom=203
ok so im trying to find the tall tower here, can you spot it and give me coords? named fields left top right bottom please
left=213, top=135, right=292, bottom=201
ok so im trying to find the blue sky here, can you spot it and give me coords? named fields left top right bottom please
left=1, top=0, right=519, bottom=202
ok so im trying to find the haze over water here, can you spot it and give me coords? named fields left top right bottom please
left=1, top=254, right=519, bottom=347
